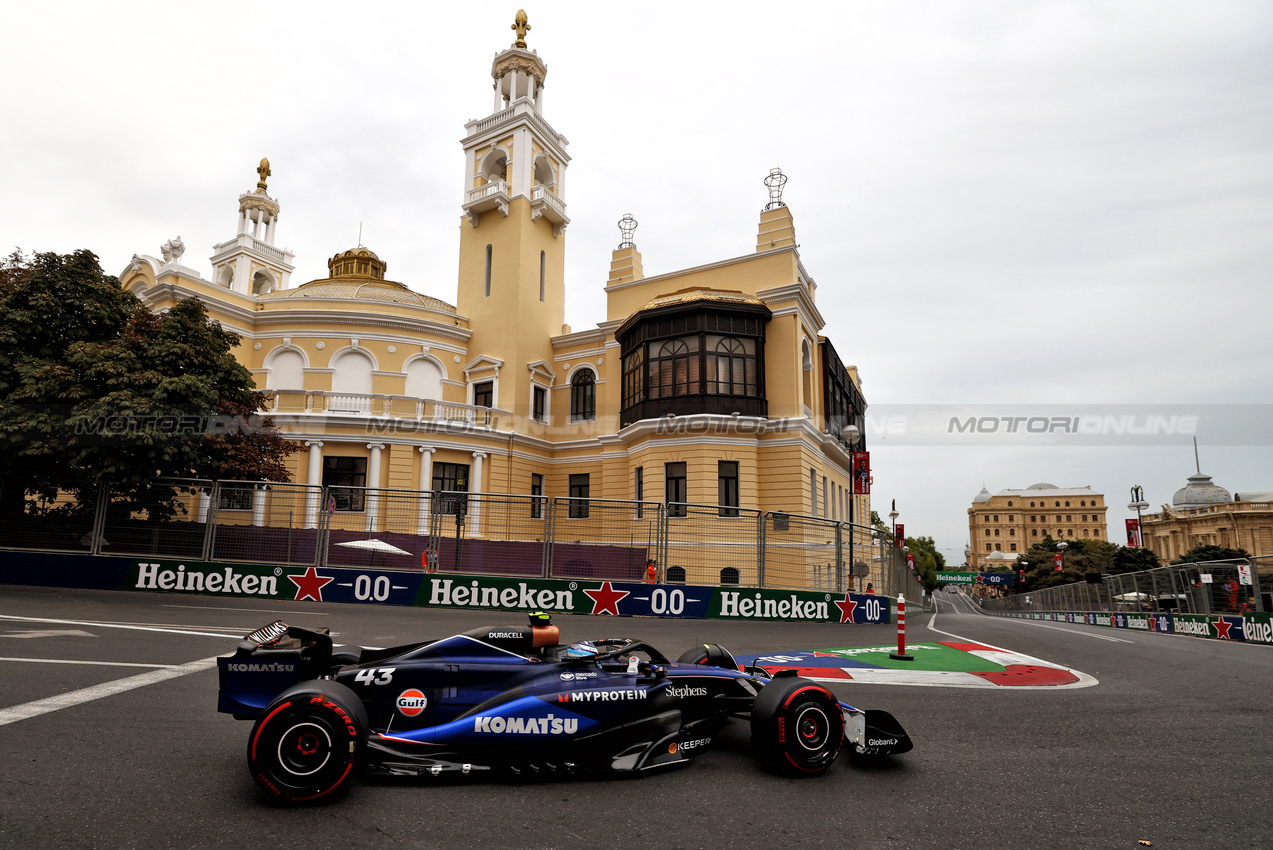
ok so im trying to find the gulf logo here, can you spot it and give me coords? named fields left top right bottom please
left=396, top=689, right=428, bottom=716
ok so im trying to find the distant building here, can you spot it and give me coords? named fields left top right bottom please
left=967, top=483, right=1108, bottom=569
left=1139, top=470, right=1273, bottom=560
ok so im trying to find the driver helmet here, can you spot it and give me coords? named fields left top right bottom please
left=564, top=640, right=599, bottom=662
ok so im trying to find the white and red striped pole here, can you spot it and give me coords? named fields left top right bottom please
left=890, top=593, right=915, bottom=661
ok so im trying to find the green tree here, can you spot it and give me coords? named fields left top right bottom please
left=0, top=250, right=297, bottom=518
left=1172, top=543, right=1250, bottom=565
left=1111, top=546, right=1160, bottom=573
left=903, top=535, right=946, bottom=592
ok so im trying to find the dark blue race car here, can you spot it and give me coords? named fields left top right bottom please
left=217, top=614, right=912, bottom=804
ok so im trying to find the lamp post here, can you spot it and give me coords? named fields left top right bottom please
left=1128, top=485, right=1149, bottom=548
left=889, top=500, right=898, bottom=545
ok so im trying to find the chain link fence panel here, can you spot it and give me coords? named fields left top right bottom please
left=97, top=478, right=211, bottom=560
left=662, top=503, right=761, bottom=588
left=0, top=479, right=102, bottom=554
left=208, top=481, right=323, bottom=567
left=548, top=497, right=662, bottom=582
left=762, top=512, right=842, bottom=592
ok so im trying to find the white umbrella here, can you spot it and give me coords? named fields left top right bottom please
left=1113, top=592, right=1149, bottom=601
left=334, top=539, right=412, bottom=556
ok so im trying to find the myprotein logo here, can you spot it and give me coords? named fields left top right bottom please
left=474, top=714, right=578, bottom=735
left=556, top=689, right=647, bottom=703
left=396, top=689, right=428, bottom=717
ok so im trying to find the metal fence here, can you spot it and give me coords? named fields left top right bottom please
left=981, top=557, right=1270, bottom=614
left=0, top=477, right=927, bottom=600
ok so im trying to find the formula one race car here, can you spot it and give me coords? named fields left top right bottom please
left=217, top=614, right=912, bottom=804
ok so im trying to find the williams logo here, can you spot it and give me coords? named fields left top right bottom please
left=474, top=714, right=578, bottom=735
left=396, top=689, right=428, bottom=716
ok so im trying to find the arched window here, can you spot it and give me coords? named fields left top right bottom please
left=719, top=567, right=740, bottom=585
left=667, top=566, right=686, bottom=584
left=707, top=337, right=757, bottom=396
left=570, top=370, right=596, bottom=422
left=1009, top=528, right=1016, bottom=536
left=330, top=349, right=374, bottom=413
left=650, top=338, right=699, bottom=398
left=404, top=358, right=444, bottom=400
left=265, top=348, right=305, bottom=390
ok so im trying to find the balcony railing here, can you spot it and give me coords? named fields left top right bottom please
left=267, top=389, right=503, bottom=427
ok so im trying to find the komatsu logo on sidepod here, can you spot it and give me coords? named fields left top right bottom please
left=474, top=714, right=578, bottom=735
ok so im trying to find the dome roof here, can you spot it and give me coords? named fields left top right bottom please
left=1172, top=472, right=1231, bottom=509
left=1026, top=483, right=1058, bottom=490
left=973, top=487, right=992, bottom=503
left=266, top=278, right=456, bottom=312
left=260, top=246, right=457, bottom=312
left=638, top=287, right=765, bottom=313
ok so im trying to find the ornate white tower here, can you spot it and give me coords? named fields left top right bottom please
left=455, top=11, right=571, bottom=418
left=209, top=158, right=296, bottom=296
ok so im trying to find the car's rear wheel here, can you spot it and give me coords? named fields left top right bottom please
left=247, top=680, right=368, bottom=804
left=750, top=677, right=844, bottom=776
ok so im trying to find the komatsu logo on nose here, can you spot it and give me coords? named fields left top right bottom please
left=474, top=714, right=578, bottom=735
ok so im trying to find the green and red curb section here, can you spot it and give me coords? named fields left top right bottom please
left=997, top=610, right=1273, bottom=646
left=735, top=639, right=1097, bottom=689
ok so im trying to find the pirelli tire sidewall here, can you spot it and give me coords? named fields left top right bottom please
left=750, top=677, right=844, bottom=776
left=247, top=680, right=369, bottom=804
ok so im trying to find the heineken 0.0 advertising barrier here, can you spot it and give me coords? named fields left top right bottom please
left=937, top=572, right=1017, bottom=586
left=124, top=558, right=890, bottom=625
left=1002, top=609, right=1273, bottom=645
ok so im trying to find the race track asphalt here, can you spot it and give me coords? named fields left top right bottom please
left=1, top=585, right=1269, bottom=850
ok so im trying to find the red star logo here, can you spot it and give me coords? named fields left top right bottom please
left=288, top=566, right=334, bottom=602
left=833, top=593, right=859, bottom=624
left=584, top=581, right=629, bottom=616
left=1212, top=618, right=1233, bottom=640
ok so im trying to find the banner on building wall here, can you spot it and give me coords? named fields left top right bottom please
left=852, top=451, right=870, bottom=495
left=1125, top=518, right=1142, bottom=547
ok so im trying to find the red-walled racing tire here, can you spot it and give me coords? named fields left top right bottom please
left=247, top=680, right=368, bottom=804
left=750, top=677, right=844, bottom=776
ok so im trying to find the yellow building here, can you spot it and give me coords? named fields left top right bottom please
left=118, top=15, right=870, bottom=587
left=967, top=484, right=1108, bottom=569
left=1139, top=470, right=1273, bottom=561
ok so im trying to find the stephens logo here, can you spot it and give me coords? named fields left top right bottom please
left=396, top=689, right=428, bottom=716
left=665, top=685, right=708, bottom=698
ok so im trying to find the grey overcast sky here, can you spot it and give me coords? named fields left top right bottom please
left=3, top=1, right=1271, bottom=563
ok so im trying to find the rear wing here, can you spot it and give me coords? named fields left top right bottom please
left=216, top=621, right=334, bottom=719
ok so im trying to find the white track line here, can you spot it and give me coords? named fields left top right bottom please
left=0, top=613, right=243, bottom=640
left=0, top=657, right=179, bottom=668
left=0, top=655, right=221, bottom=727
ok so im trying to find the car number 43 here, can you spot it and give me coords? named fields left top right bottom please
left=354, top=667, right=396, bottom=686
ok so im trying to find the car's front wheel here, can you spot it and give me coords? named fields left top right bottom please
left=750, top=677, right=844, bottom=776
left=247, top=680, right=368, bottom=804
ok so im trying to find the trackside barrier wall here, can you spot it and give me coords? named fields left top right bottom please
left=986, top=608, right=1273, bottom=646
left=981, top=559, right=1268, bottom=614
left=0, top=479, right=920, bottom=603
left=0, top=550, right=892, bottom=626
